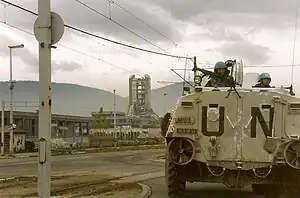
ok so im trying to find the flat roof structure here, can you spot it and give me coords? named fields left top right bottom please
left=2, top=111, right=92, bottom=122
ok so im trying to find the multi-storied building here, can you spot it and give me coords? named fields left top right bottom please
left=91, top=74, right=160, bottom=140
left=128, top=74, right=159, bottom=121
left=128, top=74, right=151, bottom=112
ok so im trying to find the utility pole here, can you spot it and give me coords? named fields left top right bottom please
left=36, top=1, right=52, bottom=196
left=113, top=89, right=116, bottom=138
left=1, top=100, right=4, bottom=155
left=8, top=44, right=24, bottom=155
left=34, top=0, right=64, bottom=196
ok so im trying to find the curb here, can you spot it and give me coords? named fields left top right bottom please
left=138, top=183, right=152, bottom=198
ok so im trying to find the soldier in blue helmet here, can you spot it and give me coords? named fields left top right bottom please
left=205, top=61, right=234, bottom=87
left=253, top=73, right=273, bottom=88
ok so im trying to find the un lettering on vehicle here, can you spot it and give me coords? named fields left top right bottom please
left=200, top=104, right=274, bottom=138
left=201, top=106, right=225, bottom=136
left=250, top=105, right=274, bottom=138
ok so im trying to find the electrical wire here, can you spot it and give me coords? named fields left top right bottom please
left=0, top=0, right=191, bottom=59
left=171, top=63, right=300, bottom=70
left=75, top=0, right=169, bottom=53
left=0, top=21, right=143, bottom=76
left=110, top=0, right=178, bottom=46
left=291, top=0, right=300, bottom=85
left=244, top=64, right=300, bottom=68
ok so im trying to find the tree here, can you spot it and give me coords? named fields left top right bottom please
left=92, top=106, right=108, bottom=130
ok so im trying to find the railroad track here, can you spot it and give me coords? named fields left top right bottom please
left=23, top=172, right=148, bottom=197
left=0, top=176, right=37, bottom=190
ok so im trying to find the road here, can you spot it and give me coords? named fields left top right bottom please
left=0, top=149, right=297, bottom=198
left=0, top=149, right=164, bottom=178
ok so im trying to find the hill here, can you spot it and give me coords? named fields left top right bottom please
left=148, top=82, right=188, bottom=116
left=0, top=81, right=185, bottom=117
left=0, top=81, right=127, bottom=116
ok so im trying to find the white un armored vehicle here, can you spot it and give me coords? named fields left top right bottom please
left=161, top=58, right=300, bottom=198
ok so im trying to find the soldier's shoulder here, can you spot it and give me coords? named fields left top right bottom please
left=253, top=84, right=261, bottom=87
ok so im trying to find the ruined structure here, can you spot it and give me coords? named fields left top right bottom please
left=127, top=74, right=159, bottom=121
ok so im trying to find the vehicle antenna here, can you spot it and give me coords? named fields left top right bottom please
left=291, top=0, right=300, bottom=85
left=182, top=55, right=188, bottom=96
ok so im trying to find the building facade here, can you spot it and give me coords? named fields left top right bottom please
left=0, top=110, right=91, bottom=153
left=90, top=110, right=160, bottom=129
left=128, top=74, right=159, bottom=124
left=128, top=74, right=151, bottom=114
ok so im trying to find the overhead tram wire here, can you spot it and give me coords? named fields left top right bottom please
left=107, top=1, right=199, bottom=71
left=75, top=0, right=196, bottom=71
left=75, top=0, right=171, bottom=53
left=0, top=21, right=144, bottom=77
left=0, top=2, right=194, bottom=81
left=0, top=0, right=191, bottom=60
left=74, top=0, right=197, bottom=69
left=171, top=64, right=300, bottom=70
left=291, top=0, right=300, bottom=85
left=109, top=0, right=178, bottom=46
left=1, top=0, right=215, bottom=71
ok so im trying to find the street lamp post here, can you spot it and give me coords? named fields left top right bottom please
left=1, top=100, right=4, bottom=155
left=8, top=44, right=24, bottom=155
left=113, top=90, right=116, bottom=138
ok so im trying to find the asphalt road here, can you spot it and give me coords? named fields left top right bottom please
left=0, top=149, right=297, bottom=198
left=145, top=178, right=299, bottom=198
left=0, top=149, right=164, bottom=178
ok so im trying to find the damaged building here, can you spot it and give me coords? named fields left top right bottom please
left=127, top=74, right=159, bottom=121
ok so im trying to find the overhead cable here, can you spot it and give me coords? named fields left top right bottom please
left=291, top=0, right=300, bottom=84
left=0, top=0, right=191, bottom=59
left=0, top=21, right=143, bottom=76
left=171, top=63, right=300, bottom=70
left=75, top=0, right=168, bottom=53
left=110, top=0, right=178, bottom=46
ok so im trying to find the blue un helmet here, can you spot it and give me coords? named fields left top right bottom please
left=214, top=61, right=227, bottom=69
left=259, top=73, right=271, bottom=82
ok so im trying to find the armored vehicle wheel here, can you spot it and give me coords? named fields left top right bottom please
left=165, top=153, right=186, bottom=198
left=264, top=192, right=280, bottom=198
left=252, top=184, right=280, bottom=197
left=161, top=112, right=171, bottom=137
left=283, top=140, right=300, bottom=169
left=251, top=184, right=264, bottom=195
left=258, top=184, right=280, bottom=198
left=168, top=137, right=195, bottom=166
left=251, top=184, right=281, bottom=197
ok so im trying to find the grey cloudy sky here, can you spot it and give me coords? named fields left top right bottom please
left=147, top=0, right=297, bottom=21
left=0, top=0, right=300, bottom=96
left=0, top=34, right=83, bottom=73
